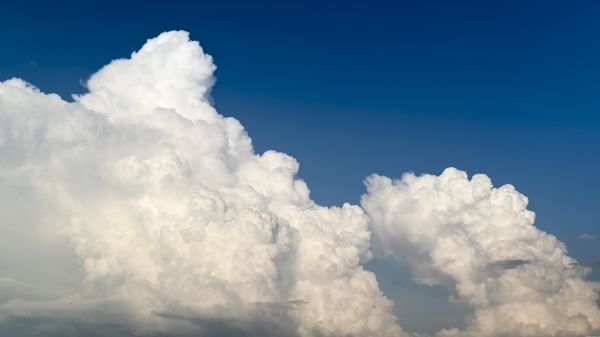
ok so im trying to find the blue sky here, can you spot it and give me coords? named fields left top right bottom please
left=1, top=1, right=599, bottom=330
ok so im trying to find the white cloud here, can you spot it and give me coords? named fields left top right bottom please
left=0, top=31, right=403, bottom=337
left=361, top=168, right=600, bottom=336
left=0, top=30, right=598, bottom=337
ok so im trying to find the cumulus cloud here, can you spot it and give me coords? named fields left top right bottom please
left=0, top=30, right=598, bottom=337
left=0, top=31, right=402, bottom=337
left=361, top=168, right=600, bottom=336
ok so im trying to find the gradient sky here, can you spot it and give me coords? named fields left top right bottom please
left=1, top=1, right=599, bottom=333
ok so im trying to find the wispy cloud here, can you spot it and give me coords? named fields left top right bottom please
left=570, top=260, right=600, bottom=268
left=579, top=233, right=598, bottom=241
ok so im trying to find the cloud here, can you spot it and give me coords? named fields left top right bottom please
left=580, top=233, right=598, bottom=241
left=0, top=31, right=403, bottom=337
left=361, top=168, right=600, bottom=337
left=570, top=260, right=600, bottom=269
left=0, top=30, right=598, bottom=337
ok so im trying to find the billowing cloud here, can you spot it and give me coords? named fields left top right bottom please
left=0, top=31, right=598, bottom=337
left=0, top=31, right=402, bottom=337
left=362, top=168, right=600, bottom=336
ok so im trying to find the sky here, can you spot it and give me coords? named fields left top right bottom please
left=1, top=1, right=600, bottom=336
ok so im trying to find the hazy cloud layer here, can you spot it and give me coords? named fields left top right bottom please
left=0, top=31, right=598, bottom=337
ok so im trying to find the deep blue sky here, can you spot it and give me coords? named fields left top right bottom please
left=1, top=0, right=599, bottom=286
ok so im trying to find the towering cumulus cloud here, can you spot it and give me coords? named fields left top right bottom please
left=0, top=31, right=598, bottom=337
left=0, top=31, right=402, bottom=337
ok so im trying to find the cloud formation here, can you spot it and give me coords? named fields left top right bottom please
left=362, top=169, right=600, bottom=336
left=0, top=31, right=598, bottom=337
left=0, top=31, right=401, bottom=337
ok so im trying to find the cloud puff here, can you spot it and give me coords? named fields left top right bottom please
left=362, top=168, right=600, bottom=336
left=0, top=30, right=598, bottom=337
left=580, top=233, right=597, bottom=241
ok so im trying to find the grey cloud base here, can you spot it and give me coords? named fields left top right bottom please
left=0, top=31, right=598, bottom=337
